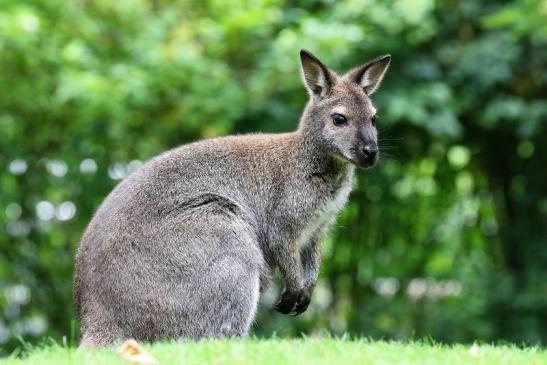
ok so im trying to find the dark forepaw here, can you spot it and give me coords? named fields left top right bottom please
left=293, top=289, right=312, bottom=315
left=274, top=289, right=299, bottom=314
left=274, top=287, right=312, bottom=316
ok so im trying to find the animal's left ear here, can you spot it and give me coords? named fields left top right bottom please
left=346, top=55, right=391, bottom=95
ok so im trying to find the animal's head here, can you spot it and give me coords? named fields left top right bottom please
left=298, top=49, right=391, bottom=168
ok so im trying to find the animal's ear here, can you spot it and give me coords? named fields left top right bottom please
left=346, top=54, right=391, bottom=95
left=300, top=49, right=333, bottom=98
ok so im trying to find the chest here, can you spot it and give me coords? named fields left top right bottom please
left=296, top=172, right=353, bottom=248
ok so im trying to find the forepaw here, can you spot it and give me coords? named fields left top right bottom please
left=274, top=287, right=312, bottom=316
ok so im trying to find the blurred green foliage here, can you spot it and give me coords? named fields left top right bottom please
left=1, top=0, right=546, bottom=353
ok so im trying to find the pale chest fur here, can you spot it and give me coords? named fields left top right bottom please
left=296, top=170, right=354, bottom=249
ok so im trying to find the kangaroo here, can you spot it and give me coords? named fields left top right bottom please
left=73, top=49, right=391, bottom=347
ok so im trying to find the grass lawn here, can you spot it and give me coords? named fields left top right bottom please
left=1, top=338, right=545, bottom=365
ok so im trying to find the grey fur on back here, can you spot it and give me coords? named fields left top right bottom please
left=73, top=49, right=391, bottom=347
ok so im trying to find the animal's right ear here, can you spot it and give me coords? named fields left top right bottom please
left=300, top=49, right=332, bottom=99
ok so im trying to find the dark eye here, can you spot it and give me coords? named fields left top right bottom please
left=371, top=114, right=378, bottom=126
left=332, top=114, right=347, bottom=127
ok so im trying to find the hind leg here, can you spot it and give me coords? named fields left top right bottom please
left=163, top=213, right=264, bottom=339
left=77, top=210, right=264, bottom=344
left=79, top=256, right=259, bottom=346
left=185, top=255, right=261, bottom=338
left=78, top=303, right=124, bottom=348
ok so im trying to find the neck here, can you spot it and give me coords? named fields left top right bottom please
left=295, top=129, right=354, bottom=183
left=296, top=100, right=315, bottom=135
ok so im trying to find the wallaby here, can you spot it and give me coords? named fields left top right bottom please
left=74, top=49, right=391, bottom=347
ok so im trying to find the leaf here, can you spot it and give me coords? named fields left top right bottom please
left=116, top=339, right=158, bottom=365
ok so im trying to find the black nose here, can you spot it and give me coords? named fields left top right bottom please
left=362, top=145, right=378, bottom=160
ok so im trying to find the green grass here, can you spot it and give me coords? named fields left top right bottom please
left=1, top=338, right=545, bottom=365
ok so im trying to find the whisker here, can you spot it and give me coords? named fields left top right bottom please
left=378, top=153, right=401, bottom=162
left=378, top=137, right=405, bottom=142
left=377, top=144, right=401, bottom=151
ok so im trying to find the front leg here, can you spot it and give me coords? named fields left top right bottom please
left=294, top=236, right=321, bottom=314
left=271, top=238, right=305, bottom=316
left=273, top=233, right=323, bottom=316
